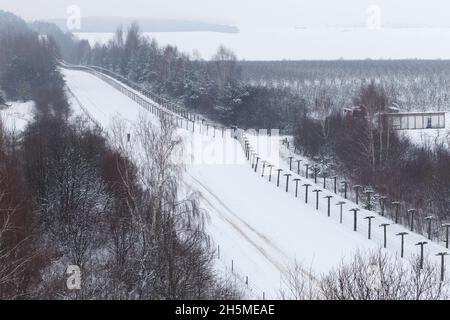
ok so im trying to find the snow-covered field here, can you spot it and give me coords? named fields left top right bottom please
left=61, top=68, right=450, bottom=298
left=76, top=27, right=450, bottom=60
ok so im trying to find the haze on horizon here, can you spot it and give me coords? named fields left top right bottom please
left=1, top=0, right=450, bottom=29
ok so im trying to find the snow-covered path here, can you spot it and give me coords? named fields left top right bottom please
left=62, top=68, right=450, bottom=298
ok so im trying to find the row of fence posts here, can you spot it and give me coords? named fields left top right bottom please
left=68, top=63, right=450, bottom=283
left=66, top=87, right=102, bottom=129
left=65, top=63, right=247, bottom=142
left=216, top=244, right=266, bottom=300
left=73, top=64, right=271, bottom=297
left=243, top=133, right=450, bottom=281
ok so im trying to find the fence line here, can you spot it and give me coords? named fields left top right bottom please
left=62, top=61, right=450, bottom=283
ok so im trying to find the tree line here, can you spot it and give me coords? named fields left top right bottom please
left=40, top=22, right=305, bottom=131
left=0, top=11, right=241, bottom=300
left=294, top=81, right=450, bottom=233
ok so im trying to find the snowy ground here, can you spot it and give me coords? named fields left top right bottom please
left=61, top=68, right=450, bottom=298
left=0, top=101, right=35, bottom=133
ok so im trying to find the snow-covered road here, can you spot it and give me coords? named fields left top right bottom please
left=61, top=68, right=450, bottom=298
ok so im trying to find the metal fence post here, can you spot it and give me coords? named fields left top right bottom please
left=379, top=196, right=387, bottom=216
left=408, top=209, right=416, bottom=232
left=424, top=216, right=434, bottom=240
left=284, top=174, right=292, bottom=192
left=337, top=201, right=346, bottom=223
left=392, top=201, right=400, bottom=223
left=313, top=189, right=322, bottom=210
left=353, top=185, right=362, bottom=205
left=296, top=160, right=302, bottom=175
left=267, top=164, right=274, bottom=182
left=288, top=156, right=293, bottom=171
left=304, top=164, right=310, bottom=179
left=303, top=184, right=312, bottom=204
left=415, top=241, right=427, bottom=269
left=396, top=232, right=408, bottom=258
left=436, top=252, right=449, bottom=282
left=322, top=171, right=328, bottom=189
left=294, top=178, right=301, bottom=198
left=443, top=223, right=450, bottom=249
left=333, top=176, right=338, bottom=194
left=380, top=223, right=390, bottom=248
left=324, top=195, right=333, bottom=217
left=341, top=181, right=348, bottom=199
left=276, top=169, right=283, bottom=187
left=364, top=216, right=375, bottom=239
left=350, top=208, right=360, bottom=231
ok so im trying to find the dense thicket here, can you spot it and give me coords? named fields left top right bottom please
left=240, top=60, right=450, bottom=114
left=0, top=12, right=241, bottom=299
left=58, top=23, right=305, bottom=130
left=294, top=81, right=450, bottom=234
left=0, top=10, right=69, bottom=117
left=281, top=250, right=449, bottom=300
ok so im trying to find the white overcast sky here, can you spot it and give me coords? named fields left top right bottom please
left=1, top=0, right=450, bottom=27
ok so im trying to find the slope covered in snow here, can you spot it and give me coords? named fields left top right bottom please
left=0, top=101, right=35, bottom=132
left=61, top=67, right=450, bottom=298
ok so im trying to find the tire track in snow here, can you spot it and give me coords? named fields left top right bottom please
left=186, top=173, right=290, bottom=276
left=191, top=173, right=287, bottom=257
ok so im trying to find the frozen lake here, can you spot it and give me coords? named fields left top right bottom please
left=75, top=27, right=450, bottom=60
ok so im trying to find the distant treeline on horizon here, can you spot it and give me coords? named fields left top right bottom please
left=46, top=16, right=240, bottom=33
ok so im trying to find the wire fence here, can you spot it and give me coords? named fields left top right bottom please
left=62, top=60, right=450, bottom=285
